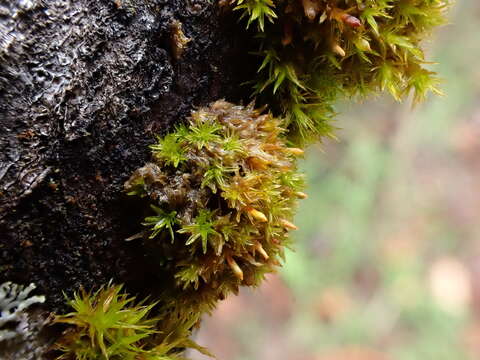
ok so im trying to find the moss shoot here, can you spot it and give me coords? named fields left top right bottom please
left=53, top=284, right=211, bottom=360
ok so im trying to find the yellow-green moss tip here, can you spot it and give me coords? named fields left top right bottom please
left=125, top=100, right=305, bottom=304
left=228, top=0, right=450, bottom=144
left=53, top=284, right=211, bottom=360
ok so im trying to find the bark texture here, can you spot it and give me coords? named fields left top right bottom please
left=0, top=0, right=254, bottom=316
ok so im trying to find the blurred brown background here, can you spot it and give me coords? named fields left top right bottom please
left=191, top=1, right=480, bottom=359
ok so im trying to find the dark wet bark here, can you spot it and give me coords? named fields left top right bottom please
left=0, top=0, right=255, bottom=320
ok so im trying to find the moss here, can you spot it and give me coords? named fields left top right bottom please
left=228, top=0, right=450, bottom=144
left=52, top=284, right=211, bottom=360
left=125, top=100, right=305, bottom=317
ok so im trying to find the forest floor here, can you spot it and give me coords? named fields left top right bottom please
left=190, top=1, right=480, bottom=359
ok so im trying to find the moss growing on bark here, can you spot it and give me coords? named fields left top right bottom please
left=53, top=284, right=211, bottom=360
left=125, top=100, right=305, bottom=313
left=229, top=0, right=449, bottom=143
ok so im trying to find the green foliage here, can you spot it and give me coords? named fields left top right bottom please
left=233, top=0, right=277, bottom=31
left=183, top=121, right=222, bottom=150
left=178, top=209, right=220, bottom=254
left=143, top=205, right=178, bottom=241
left=53, top=284, right=210, bottom=360
left=201, top=164, right=234, bottom=193
left=125, top=100, right=306, bottom=315
left=230, top=0, right=450, bottom=144
left=53, top=284, right=157, bottom=359
left=150, top=134, right=186, bottom=168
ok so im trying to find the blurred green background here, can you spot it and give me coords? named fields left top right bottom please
left=192, top=1, right=480, bottom=359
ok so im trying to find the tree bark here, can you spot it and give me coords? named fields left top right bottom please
left=0, top=0, right=254, bottom=316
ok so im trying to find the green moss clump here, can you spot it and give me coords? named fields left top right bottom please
left=229, top=0, right=449, bottom=144
left=53, top=284, right=210, bottom=360
left=125, top=100, right=305, bottom=314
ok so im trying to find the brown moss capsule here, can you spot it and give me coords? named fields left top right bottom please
left=341, top=13, right=361, bottom=28
left=280, top=219, right=298, bottom=230
left=296, top=191, right=308, bottom=199
left=247, top=207, right=268, bottom=222
left=227, top=255, right=244, bottom=280
left=286, top=147, right=305, bottom=156
left=247, top=156, right=270, bottom=170
left=332, top=43, right=346, bottom=57
left=254, top=241, right=269, bottom=260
